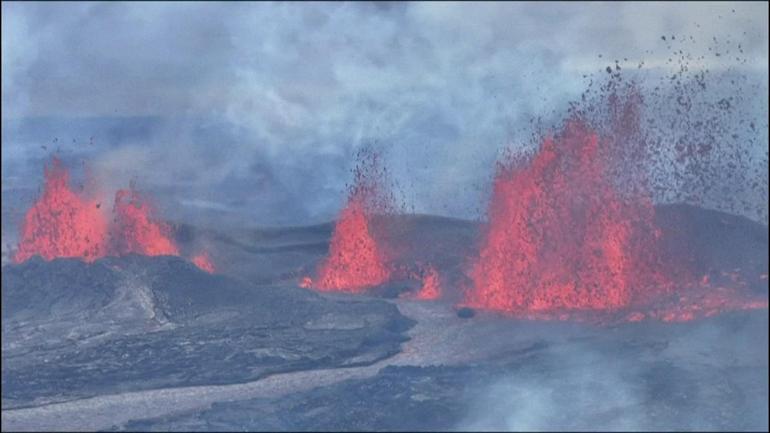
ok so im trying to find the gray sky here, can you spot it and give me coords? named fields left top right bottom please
left=2, top=2, right=768, bottom=226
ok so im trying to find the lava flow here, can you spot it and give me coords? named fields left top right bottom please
left=13, top=157, right=108, bottom=263
left=111, top=187, right=180, bottom=256
left=304, top=151, right=393, bottom=293
left=464, top=119, right=673, bottom=316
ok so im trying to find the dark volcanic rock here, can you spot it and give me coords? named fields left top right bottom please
left=656, top=204, right=769, bottom=291
left=456, top=307, right=476, bottom=319
left=2, top=205, right=767, bottom=431
left=1, top=255, right=414, bottom=408
left=368, top=279, right=421, bottom=299
left=2, top=256, right=120, bottom=321
left=117, top=311, right=769, bottom=432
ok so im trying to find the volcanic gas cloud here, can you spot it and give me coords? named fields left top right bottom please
left=14, top=157, right=215, bottom=273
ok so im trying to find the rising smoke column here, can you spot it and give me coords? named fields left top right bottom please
left=13, top=157, right=108, bottom=263
left=305, top=150, right=394, bottom=293
left=465, top=116, right=672, bottom=315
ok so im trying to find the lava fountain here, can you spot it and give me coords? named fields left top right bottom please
left=14, top=157, right=216, bottom=273
left=465, top=119, right=673, bottom=316
left=13, top=157, right=108, bottom=263
left=413, top=265, right=442, bottom=300
left=305, top=151, right=393, bottom=293
left=111, top=187, right=180, bottom=257
left=191, top=251, right=216, bottom=274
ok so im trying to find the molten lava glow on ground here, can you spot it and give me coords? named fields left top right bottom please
left=310, top=195, right=391, bottom=293
left=414, top=265, right=442, bottom=300
left=14, top=158, right=108, bottom=263
left=622, top=282, right=769, bottom=323
left=191, top=252, right=216, bottom=274
left=111, top=188, right=180, bottom=257
left=465, top=119, right=673, bottom=316
left=14, top=158, right=214, bottom=272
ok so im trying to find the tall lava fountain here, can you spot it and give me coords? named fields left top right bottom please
left=305, top=151, right=393, bottom=293
left=13, top=157, right=108, bottom=263
left=465, top=118, right=671, bottom=315
left=111, top=187, right=180, bottom=257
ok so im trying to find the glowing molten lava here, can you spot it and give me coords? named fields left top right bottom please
left=14, top=157, right=216, bottom=273
left=191, top=252, right=216, bottom=274
left=111, top=188, right=180, bottom=256
left=414, top=265, right=442, bottom=300
left=311, top=194, right=391, bottom=293
left=14, top=158, right=108, bottom=263
left=305, top=150, right=395, bottom=293
left=465, top=120, right=671, bottom=315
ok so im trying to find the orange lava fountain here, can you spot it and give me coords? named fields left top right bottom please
left=14, top=157, right=215, bottom=273
left=464, top=119, right=672, bottom=315
left=304, top=151, right=394, bottom=293
left=191, top=252, right=216, bottom=274
left=13, top=157, right=108, bottom=263
left=111, top=187, right=180, bottom=256
left=414, top=265, right=442, bottom=300
left=311, top=192, right=391, bottom=293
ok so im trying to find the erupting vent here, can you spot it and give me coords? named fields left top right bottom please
left=413, top=265, right=442, bottom=300
left=305, top=151, right=393, bottom=293
left=311, top=195, right=391, bottom=292
left=191, top=252, right=216, bottom=274
left=14, top=157, right=215, bottom=273
left=14, top=158, right=108, bottom=263
left=112, top=188, right=180, bottom=257
left=464, top=119, right=673, bottom=315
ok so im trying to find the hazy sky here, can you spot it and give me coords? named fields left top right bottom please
left=2, top=2, right=768, bottom=226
